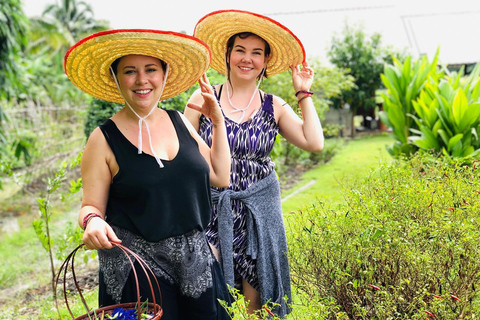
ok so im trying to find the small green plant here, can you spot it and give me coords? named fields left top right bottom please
left=32, top=152, right=83, bottom=310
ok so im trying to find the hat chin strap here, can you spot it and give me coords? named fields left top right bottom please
left=110, top=64, right=170, bottom=168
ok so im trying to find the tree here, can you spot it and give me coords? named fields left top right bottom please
left=328, top=23, right=393, bottom=137
left=29, top=0, right=109, bottom=55
left=25, top=0, right=109, bottom=107
left=0, top=0, right=28, bottom=180
left=0, top=0, right=28, bottom=99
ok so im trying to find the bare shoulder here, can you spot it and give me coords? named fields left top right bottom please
left=81, top=126, right=116, bottom=178
left=188, top=88, right=204, bottom=104
left=82, top=127, right=113, bottom=164
left=271, top=94, right=292, bottom=121
left=271, top=94, right=290, bottom=108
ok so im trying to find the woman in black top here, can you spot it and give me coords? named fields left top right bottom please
left=64, top=29, right=230, bottom=320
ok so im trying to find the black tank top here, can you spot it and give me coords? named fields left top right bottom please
left=99, top=109, right=211, bottom=242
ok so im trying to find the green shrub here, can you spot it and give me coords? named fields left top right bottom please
left=83, top=98, right=122, bottom=139
left=380, top=50, right=480, bottom=161
left=410, top=63, right=480, bottom=159
left=287, top=154, right=480, bottom=319
left=379, top=50, right=444, bottom=157
left=323, top=123, right=343, bottom=139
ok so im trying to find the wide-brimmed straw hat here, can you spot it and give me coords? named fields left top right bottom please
left=64, top=29, right=211, bottom=103
left=194, top=10, right=305, bottom=77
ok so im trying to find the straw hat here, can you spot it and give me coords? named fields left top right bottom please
left=64, top=29, right=211, bottom=103
left=194, top=10, right=305, bottom=77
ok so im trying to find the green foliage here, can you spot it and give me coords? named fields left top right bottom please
left=0, top=0, right=28, bottom=100
left=29, top=0, right=109, bottom=54
left=84, top=98, right=123, bottom=138
left=0, top=0, right=28, bottom=169
left=380, top=49, right=444, bottom=157
left=1, top=0, right=106, bottom=182
left=21, top=0, right=108, bottom=108
left=33, top=154, right=84, bottom=300
left=381, top=51, right=480, bottom=160
left=410, top=63, right=480, bottom=159
left=323, top=123, right=344, bottom=138
left=287, top=154, right=480, bottom=319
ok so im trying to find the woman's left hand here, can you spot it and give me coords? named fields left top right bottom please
left=291, top=61, right=314, bottom=92
left=187, top=74, right=224, bottom=125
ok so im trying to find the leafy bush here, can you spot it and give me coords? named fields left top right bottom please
left=287, top=154, right=480, bottom=319
left=323, top=123, right=343, bottom=138
left=83, top=98, right=123, bottom=139
left=380, top=50, right=480, bottom=160
left=379, top=49, right=444, bottom=157
left=410, top=63, right=480, bottom=158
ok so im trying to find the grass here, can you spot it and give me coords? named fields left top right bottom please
left=281, top=133, right=394, bottom=214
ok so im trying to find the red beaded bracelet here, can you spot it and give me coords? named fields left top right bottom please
left=295, top=90, right=314, bottom=97
left=83, top=212, right=102, bottom=229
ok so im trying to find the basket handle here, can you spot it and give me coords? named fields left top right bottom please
left=55, top=243, right=163, bottom=319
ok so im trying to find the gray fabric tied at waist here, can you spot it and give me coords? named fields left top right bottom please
left=211, top=170, right=292, bottom=317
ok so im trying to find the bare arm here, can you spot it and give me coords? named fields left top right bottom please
left=183, top=75, right=231, bottom=187
left=276, top=62, right=324, bottom=152
left=78, top=128, right=121, bottom=249
left=184, top=89, right=203, bottom=132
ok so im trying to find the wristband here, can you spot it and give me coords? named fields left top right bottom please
left=295, top=90, right=314, bottom=97
left=83, top=212, right=102, bottom=229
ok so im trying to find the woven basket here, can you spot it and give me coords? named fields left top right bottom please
left=55, top=243, right=163, bottom=320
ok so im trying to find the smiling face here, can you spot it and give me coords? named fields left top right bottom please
left=114, top=54, right=166, bottom=111
left=226, top=33, right=269, bottom=82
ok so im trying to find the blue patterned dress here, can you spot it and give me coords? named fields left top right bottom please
left=199, top=85, right=279, bottom=291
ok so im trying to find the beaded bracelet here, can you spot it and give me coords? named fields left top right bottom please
left=82, top=212, right=102, bottom=229
left=295, top=90, right=314, bottom=97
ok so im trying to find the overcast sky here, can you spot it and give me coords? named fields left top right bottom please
left=22, top=0, right=480, bottom=65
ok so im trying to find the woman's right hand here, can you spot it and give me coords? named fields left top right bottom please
left=82, top=218, right=121, bottom=250
left=186, top=74, right=224, bottom=126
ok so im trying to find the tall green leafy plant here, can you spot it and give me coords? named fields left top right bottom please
left=410, top=63, right=480, bottom=158
left=379, top=49, right=444, bottom=157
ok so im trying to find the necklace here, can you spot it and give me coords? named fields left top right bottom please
left=225, top=83, right=259, bottom=123
left=225, top=70, right=265, bottom=123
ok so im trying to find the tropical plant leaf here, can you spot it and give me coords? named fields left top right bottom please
left=452, top=88, right=468, bottom=132
left=447, top=134, right=464, bottom=152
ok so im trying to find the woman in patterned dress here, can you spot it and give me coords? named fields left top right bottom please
left=185, top=10, right=324, bottom=317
